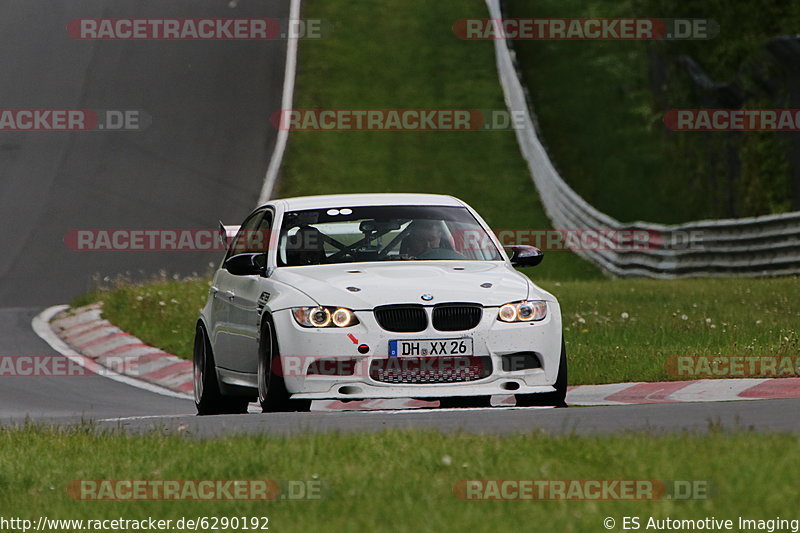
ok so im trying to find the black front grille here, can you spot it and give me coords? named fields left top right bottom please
left=374, top=304, right=427, bottom=332
left=432, top=303, right=483, bottom=331
left=370, top=356, right=492, bottom=384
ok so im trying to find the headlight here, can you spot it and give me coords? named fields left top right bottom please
left=497, top=300, right=547, bottom=322
left=331, top=307, right=356, bottom=327
left=292, top=306, right=359, bottom=328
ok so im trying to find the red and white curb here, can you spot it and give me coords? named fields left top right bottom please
left=567, top=378, right=800, bottom=405
left=42, top=303, right=193, bottom=397
left=32, top=305, right=191, bottom=400
left=33, top=304, right=800, bottom=410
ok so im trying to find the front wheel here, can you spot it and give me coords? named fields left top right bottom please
left=515, top=338, right=568, bottom=408
left=258, top=317, right=311, bottom=413
left=194, top=324, right=249, bottom=415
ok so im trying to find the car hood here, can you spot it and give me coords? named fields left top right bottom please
left=271, top=261, right=552, bottom=309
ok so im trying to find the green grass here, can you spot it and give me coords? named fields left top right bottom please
left=77, top=277, right=800, bottom=385
left=280, top=0, right=601, bottom=281
left=540, top=277, right=800, bottom=384
left=4, top=427, right=800, bottom=532
left=508, top=0, right=682, bottom=223
left=73, top=277, right=210, bottom=359
left=507, top=0, right=798, bottom=222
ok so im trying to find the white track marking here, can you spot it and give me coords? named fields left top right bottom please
left=668, top=378, right=769, bottom=402
left=258, top=0, right=302, bottom=205
left=98, top=414, right=195, bottom=423
left=566, top=382, right=643, bottom=405
left=32, top=305, right=193, bottom=401
left=96, top=405, right=551, bottom=423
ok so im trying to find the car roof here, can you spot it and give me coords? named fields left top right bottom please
left=267, top=193, right=465, bottom=211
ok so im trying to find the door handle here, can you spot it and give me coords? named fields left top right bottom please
left=223, top=290, right=235, bottom=301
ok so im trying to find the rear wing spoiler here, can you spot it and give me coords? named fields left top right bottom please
left=217, top=221, right=241, bottom=249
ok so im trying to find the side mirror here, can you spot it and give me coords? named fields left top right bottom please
left=224, top=253, right=266, bottom=276
left=506, top=245, right=543, bottom=268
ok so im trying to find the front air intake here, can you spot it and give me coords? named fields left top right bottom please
left=370, top=356, right=492, bottom=384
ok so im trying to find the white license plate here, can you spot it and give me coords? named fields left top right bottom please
left=389, top=338, right=473, bottom=357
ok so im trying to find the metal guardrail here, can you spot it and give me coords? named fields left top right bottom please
left=488, top=0, right=800, bottom=278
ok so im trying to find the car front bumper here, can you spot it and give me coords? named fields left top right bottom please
left=271, top=303, right=563, bottom=400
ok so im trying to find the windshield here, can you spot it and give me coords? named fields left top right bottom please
left=277, top=205, right=503, bottom=266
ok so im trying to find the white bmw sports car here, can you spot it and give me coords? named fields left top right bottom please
left=194, top=193, right=566, bottom=414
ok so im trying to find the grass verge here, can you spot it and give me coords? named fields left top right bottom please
left=72, top=277, right=210, bottom=360
left=541, top=277, right=800, bottom=384
left=76, top=276, right=799, bottom=386
left=4, top=427, right=800, bottom=532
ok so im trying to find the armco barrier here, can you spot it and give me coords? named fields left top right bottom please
left=488, top=0, right=800, bottom=278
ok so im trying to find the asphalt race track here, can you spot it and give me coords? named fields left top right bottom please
left=0, top=307, right=190, bottom=420
left=0, top=0, right=286, bottom=421
left=93, top=398, right=800, bottom=437
left=0, top=1, right=798, bottom=434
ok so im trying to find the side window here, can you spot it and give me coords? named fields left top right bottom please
left=225, top=210, right=264, bottom=261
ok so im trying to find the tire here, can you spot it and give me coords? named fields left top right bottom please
left=515, top=338, right=568, bottom=408
left=438, top=395, right=492, bottom=408
left=258, top=317, right=311, bottom=413
left=193, top=324, right=249, bottom=415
